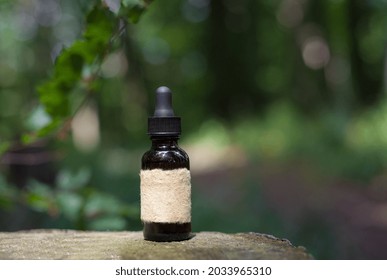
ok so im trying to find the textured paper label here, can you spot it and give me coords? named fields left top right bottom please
left=140, top=168, right=191, bottom=223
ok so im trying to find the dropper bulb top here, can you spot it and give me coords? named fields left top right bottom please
left=154, top=86, right=175, bottom=117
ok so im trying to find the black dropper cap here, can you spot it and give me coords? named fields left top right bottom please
left=148, top=86, right=181, bottom=136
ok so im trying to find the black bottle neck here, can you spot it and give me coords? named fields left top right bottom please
left=150, top=136, right=180, bottom=149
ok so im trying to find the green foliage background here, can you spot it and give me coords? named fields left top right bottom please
left=0, top=0, right=387, bottom=259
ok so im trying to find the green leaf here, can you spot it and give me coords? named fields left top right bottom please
left=37, top=80, right=70, bottom=118
left=120, top=0, right=153, bottom=23
left=85, top=6, right=115, bottom=47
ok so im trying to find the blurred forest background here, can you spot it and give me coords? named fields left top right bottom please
left=0, top=0, right=387, bottom=259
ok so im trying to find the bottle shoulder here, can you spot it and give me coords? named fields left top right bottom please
left=142, top=147, right=190, bottom=170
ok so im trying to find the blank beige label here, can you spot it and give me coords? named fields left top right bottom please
left=140, top=168, right=191, bottom=223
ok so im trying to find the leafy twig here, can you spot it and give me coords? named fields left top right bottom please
left=21, top=0, right=152, bottom=145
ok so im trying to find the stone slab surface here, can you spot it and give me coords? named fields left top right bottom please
left=0, top=230, right=313, bottom=260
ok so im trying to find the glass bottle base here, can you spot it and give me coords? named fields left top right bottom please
left=143, top=222, right=193, bottom=242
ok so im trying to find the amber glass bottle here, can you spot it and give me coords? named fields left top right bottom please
left=140, top=86, right=192, bottom=242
